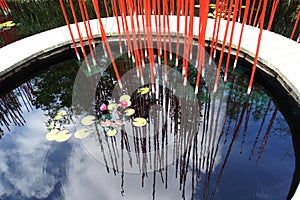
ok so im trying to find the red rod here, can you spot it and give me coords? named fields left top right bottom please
left=233, top=0, right=251, bottom=69
left=290, top=10, right=300, bottom=40
left=69, top=0, right=91, bottom=70
left=59, top=0, right=81, bottom=61
left=78, top=0, right=96, bottom=65
left=247, top=0, right=269, bottom=95
left=195, top=0, right=210, bottom=94
left=145, top=0, right=155, bottom=92
left=224, top=0, right=240, bottom=82
left=267, top=0, right=278, bottom=31
left=92, top=0, right=123, bottom=89
left=213, top=0, right=235, bottom=93
left=208, top=0, right=220, bottom=65
left=248, top=0, right=257, bottom=25
left=82, top=0, right=96, bottom=48
left=111, top=0, right=123, bottom=53
left=253, top=0, right=262, bottom=26
left=175, top=0, right=183, bottom=66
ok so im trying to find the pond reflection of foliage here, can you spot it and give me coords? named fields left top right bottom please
left=32, top=59, right=79, bottom=127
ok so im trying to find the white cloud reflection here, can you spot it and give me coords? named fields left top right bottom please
left=0, top=109, right=56, bottom=199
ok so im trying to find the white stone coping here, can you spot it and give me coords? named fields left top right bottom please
left=1, top=16, right=299, bottom=104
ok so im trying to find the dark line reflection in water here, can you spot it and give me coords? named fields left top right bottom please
left=0, top=55, right=296, bottom=199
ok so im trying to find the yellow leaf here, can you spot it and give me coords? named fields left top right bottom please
left=132, top=117, right=147, bottom=127
left=74, top=128, right=89, bottom=139
left=57, top=110, right=67, bottom=116
left=54, top=115, right=63, bottom=120
left=120, top=94, right=131, bottom=101
left=107, top=129, right=117, bottom=136
left=46, top=129, right=59, bottom=141
left=108, top=103, right=118, bottom=111
left=137, top=87, right=150, bottom=95
left=81, top=115, right=96, bottom=125
left=124, top=108, right=135, bottom=116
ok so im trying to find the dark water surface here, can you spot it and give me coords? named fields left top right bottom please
left=0, top=56, right=296, bottom=200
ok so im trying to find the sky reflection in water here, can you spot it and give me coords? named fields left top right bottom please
left=0, top=58, right=295, bottom=200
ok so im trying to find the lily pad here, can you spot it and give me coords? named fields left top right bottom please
left=120, top=94, right=131, bottom=101
left=74, top=128, right=90, bottom=139
left=137, top=87, right=150, bottom=95
left=57, top=110, right=67, bottom=116
left=107, top=129, right=117, bottom=136
left=132, top=117, right=147, bottom=127
left=81, top=115, right=96, bottom=125
left=46, top=129, right=59, bottom=141
left=55, top=130, right=72, bottom=142
left=54, top=115, right=63, bottom=121
left=124, top=108, right=135, bottom=116
left=108, top=103, right=118, bottom=111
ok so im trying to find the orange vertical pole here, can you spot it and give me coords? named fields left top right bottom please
left=82, top=0, right=96, bottom=48
left=267, top=0, right=278, bottom=31
left=213, top=0, right=234, bottom=93
left=247, top=0, right=268, bottom=95
left=145, top=0, right=155, bottom=92
left=92, top=0, right=123, bottom=89
left=59, top=0, right=81, bottom=61
left=78, top=0, right=96, bottom=65
left=208, top=0, right=220, bottom=65
left=233, top=0, right=250, bottom=69
left=290, top=10, right=300, bottom=40
left=224, top=0, right=239, bottom=82
left=69, top=0, right=91, bottom=71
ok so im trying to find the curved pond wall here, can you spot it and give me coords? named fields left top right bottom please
left=0, top=17, right=300, bottom=199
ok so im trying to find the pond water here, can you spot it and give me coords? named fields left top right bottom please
left=0, top=53, right=297, bottom=200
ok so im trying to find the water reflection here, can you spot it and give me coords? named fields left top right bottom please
left=0, top=57, right=296, bottom=199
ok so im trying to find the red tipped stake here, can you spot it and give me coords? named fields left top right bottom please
left=69, top=0, right=91, bottom=70
left=59, top=0, right=81, bottom=61
left=82, top=0, right=96, bottom=48
left=92, top=0, right=123, bottom=89
left=208, top=0, right=220, bottom=65
left=224, top=0, right=240, bottom=82
left=247, top=0, right=269, bottom=95
left=213, top=0, right=235, bottom=93
left=78, top=0, right=96, bottom=66
left=233, top=0, right=250, bottom=69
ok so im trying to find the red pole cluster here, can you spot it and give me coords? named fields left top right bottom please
left=57, top=0, right=292, bottom=96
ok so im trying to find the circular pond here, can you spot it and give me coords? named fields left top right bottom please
left=0, top=48, right=299, bottom=200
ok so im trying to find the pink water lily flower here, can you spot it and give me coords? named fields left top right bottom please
left=119, top=99, right=131, bottom=109
left=100, top=103, right=107, bottom=111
